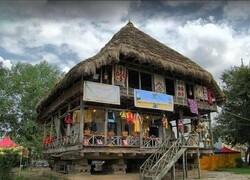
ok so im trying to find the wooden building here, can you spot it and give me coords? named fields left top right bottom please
left=36, top=22, right=225, bottom=178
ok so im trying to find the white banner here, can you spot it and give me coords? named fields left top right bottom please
left=83, top=81, right=120, bottom=105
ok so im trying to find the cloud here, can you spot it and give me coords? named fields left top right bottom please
left=136, top=18, right=250, bottom=82
left=223, top=1, right=250, bottom=20
left=0, top=56, right=12, bottom=69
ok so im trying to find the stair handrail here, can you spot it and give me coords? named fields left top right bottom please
left=140, top=137, right=171, bottom=175
left=140, top=135, right=187, bottom=179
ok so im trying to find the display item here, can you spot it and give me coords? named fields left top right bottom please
left=126, top=111, right=134, bottom=123
left=187, top=98, right=198, bottom=114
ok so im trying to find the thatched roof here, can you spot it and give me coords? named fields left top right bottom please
left=36, top=22, right=225, bottom=112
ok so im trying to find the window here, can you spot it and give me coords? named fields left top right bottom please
left=165, top=78, right=175, bottom=95
left=128, top=69, right=139, bottom=89
left=186, top=83, right=194, bottom=99
left=90, top=68, right=101, bottom=82
left=102, top=65, right=112, bottom=84
left=141, top=72, right=152, bottom=91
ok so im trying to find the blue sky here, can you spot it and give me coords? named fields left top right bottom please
left=0, top=1, right=250, bottom=84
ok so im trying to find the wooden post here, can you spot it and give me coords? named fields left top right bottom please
left=104, top=109, right=108, bottom=145
left=185, top=151, right=188, bottom=178
left=112, top=64, right=115, bottom=85
left=179, top=109, right=184, bottom=143
left=197, top=148, right=201, bottom=178
left=208, top=113, right=214, bottom=147
left=140, top=117, right=143, bottom=147
left=79, top=76, right=84, bottom=144
left=171, top=164, right=176, bottom=180
left=50, top=117, right=53, bottom=138
left=182, top=153, right=185, bottom=180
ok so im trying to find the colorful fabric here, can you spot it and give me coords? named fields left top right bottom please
left=114, top=65, right=126, bottom=87
left=162, top=116, right=168, bottom=129
left=126, top=111, right=134, bottom=123
left=64, top=115, right=72, bottom=124
left=154, top=74, right=165, bottom=93
left=72, top=110, right=80, bottom=123
left=207, top=89, right=213, bottom=105
left=178, top=120, right=183, bottom=129
left=119, top=111, right=127, bottom=119
left=134, top=113, right=142, bottom=132
left=84, top=110, right=92, bottom=123
left=176, top=80, right=186, bottom=98
left=195, top=85, right=204, bottom=100
left=203, top=87, right=208, bottom=100
left=188, top=98, right=199, bottom=114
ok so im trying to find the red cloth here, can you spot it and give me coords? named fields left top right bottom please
left=64, top=115, right=72, bottom=124
left=207, top=89, right=213, bottom=105
left=126, top=112, right=134, bottom=123
left=0, top=136, right=18, bottom=147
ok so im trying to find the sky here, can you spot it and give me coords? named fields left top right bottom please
left=1, top=1, right=250, bottom=84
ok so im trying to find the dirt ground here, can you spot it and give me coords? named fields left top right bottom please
left=60, top=170, right=250, bottom=180
left=17, top=168, right=250, bottom=180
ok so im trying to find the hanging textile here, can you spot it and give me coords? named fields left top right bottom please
left=64, top=114, right=72, bottom=124
left=72, top=110, right=80, bottom=123
left=119, top=111, right=127, bottom=119
left=126, top=111, right=134, bottom=123
left=187, top=98, right=199, bottom=114
left=162, top=115, right=168, bottom=129
left=134, top=113, right=142, bottom=132
left=84, top=110, right=92, bottom=123
left=195, top=85, right=204, bottom=100
left=207, top=89, right=213, bottom=105
left=114, top=65, right=127, bottom=87
left=176, top=80, right=186, bottom=98
left=203, top=87, right=208, bottom=101
left=154, top=74, right=166, bottom=93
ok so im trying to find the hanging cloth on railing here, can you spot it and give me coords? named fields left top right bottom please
left=134, top=112, right=142, bottom=132
left=64, top=114, right=72, bottom=124
left=176, top=80, right=186, bottom=98
left=207, top=89, right=213, bottom=105
left=126, top=111, right=134, bottom=123
left=162, top=115, right=168, bottom=129
left=154, top=74, right=166, bottom=93
left=114, top=65, right=127, bottom=87
left=187, top=98, right=198, bottom=114
left=72, top=110, right=80, bottom=123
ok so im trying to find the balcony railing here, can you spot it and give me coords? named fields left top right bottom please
left=44, top=133, right=79, bottom=149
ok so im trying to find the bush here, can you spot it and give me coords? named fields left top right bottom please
left=0, top=148, right=20, bottom=180
left=235, top=157, right=244, bottom=168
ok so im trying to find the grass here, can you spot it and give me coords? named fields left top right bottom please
left=13, top=169, right=60, bottom=180
left=216, top=167, right=250, bottom=174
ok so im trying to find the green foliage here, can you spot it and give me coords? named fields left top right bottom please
left=235, top=157, right=245, bottom=168
left=214, top=65, right=250, bottom=145
left=0, top=61, right=61, bottom=159
left=0, top=148, right=20, bottom=180
left=216, top=167, right=250, bottom=174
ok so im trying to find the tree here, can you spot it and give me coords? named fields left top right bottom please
left=0, top=61, right=61, bottom=159
left=214, top=65, right=250, bottom=165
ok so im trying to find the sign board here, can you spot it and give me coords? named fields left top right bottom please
left=134, top=89, right=174, bottom=112
left=83, top=81, right=120, bottom=105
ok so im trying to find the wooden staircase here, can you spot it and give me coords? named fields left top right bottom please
left=140, top=136, right=187, bottom=180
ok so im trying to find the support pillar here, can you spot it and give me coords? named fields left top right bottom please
left=104, top=109, right=108, bottom=145
left=79, top=75, right=84, bottom=144
left=197, top=148, right=201, bottom=178
left=74, top=159, right=91, bottom=174
left=171, top=164, right=175, bottom=180
left=111, top=159, right=127, bottom=174
left=208, top=113, right=214, bottom=148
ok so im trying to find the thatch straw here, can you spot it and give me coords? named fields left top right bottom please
left=36, top=22, right=225, bottom=111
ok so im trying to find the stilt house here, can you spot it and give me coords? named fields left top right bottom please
left=36, top=22, right=225, bottom=178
